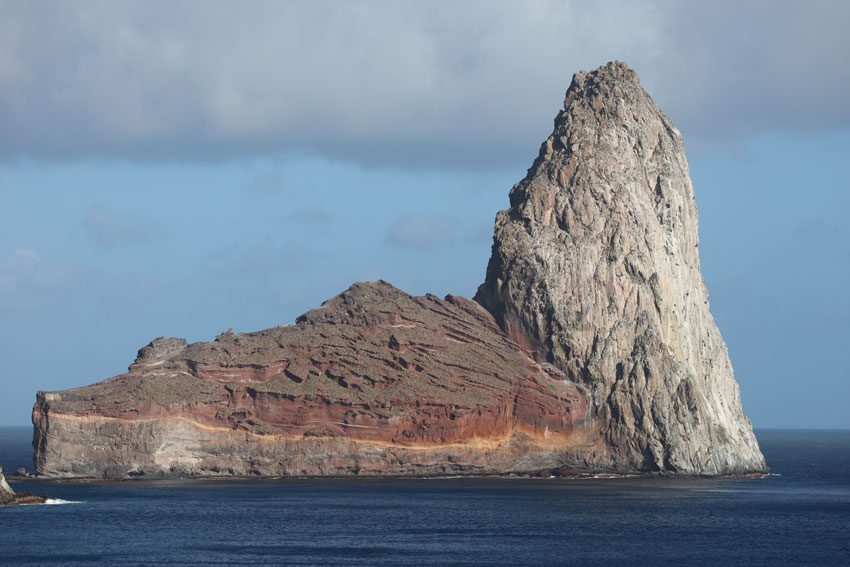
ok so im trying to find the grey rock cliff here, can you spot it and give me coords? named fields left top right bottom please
left=475, top=61, right=765, bottom=474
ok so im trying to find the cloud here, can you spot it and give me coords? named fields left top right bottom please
left=246, top=173, right=288, bottom=195
left=464, top=223, right=494, bottom=246
left=796, top=216, right=847, bottom=239
left=0, top=248, right=75, bottom=310
left=0, top=1, right=848, bottom=167
left=384, top=214, right=457, bottom=249
left=284, top=206, right=335, bottom=224
left=82, top=205, right=164, bottom=247
left=206, top=242, right=315, bottom=279
left=283, top=205, right=336, bottom=225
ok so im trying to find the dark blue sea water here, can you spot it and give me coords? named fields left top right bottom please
left=1, top=428, right=848, bottom=566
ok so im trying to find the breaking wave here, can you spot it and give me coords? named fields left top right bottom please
left=43, top=498, right=83, bottom=505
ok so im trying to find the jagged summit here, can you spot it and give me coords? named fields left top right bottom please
left=475, top=61, right=765, bottom=474
left=562, top=61, right=643, bottom=113
left=569, top=60, right=640, bottom=89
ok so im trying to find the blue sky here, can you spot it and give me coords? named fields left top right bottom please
left=1, top=1, right=848, bottom=427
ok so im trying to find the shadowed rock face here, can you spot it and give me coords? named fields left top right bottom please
left=474, top=61, right=765, bottom=474
left=33, top=282, right=595, bottom=478
left=32, top=61, right=765, bottom=478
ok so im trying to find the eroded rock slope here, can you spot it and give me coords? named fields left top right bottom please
left=34, top=282, right=593, bottom=478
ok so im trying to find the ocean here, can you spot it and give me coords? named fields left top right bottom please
left=1, top=428, right=848, bottom=566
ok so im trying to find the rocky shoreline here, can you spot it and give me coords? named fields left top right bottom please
left=10, top=468, right=773, bottom=484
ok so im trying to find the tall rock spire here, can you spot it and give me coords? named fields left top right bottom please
left=475, top=61, right=765, bottom=474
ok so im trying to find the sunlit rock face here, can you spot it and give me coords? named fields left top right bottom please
left=475, top=61, right=765, bottom=474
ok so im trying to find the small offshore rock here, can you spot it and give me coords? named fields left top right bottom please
left=0, top=465, right=46, bottom=506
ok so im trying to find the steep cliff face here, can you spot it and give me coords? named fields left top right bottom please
left=33, top=281, right=595, bottom=478
left=475, top=62, right=765, bottom=474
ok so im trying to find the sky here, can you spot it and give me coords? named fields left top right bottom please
left=1, top=0, right=848, bottom=428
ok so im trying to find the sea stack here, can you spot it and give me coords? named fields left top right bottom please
left=0, top=465, right=45, bottom=506
left=475, top=61, right=765, bottom=474
left=32, top=61, right=765, bottom=478
left=0, top=466, right=13, bottom=496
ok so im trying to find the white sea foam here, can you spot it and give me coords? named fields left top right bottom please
left=43, top=498, right=82, bottom=505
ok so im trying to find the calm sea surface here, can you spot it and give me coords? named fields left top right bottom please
left=1, top=428, right=848, bottom=566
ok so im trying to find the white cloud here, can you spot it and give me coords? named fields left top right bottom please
left=246, top=172, right=288, bottom=195
left=284, top=206, right=335, bottom=224
left=385, top=214, right=457, bottom=249
left=0, top=0, right=848, bottom=167
left=82, top=205, right=164, bottom=247
left=205, top=242, right=316, bottom=279
left=0, top=248, right=74, bottom=310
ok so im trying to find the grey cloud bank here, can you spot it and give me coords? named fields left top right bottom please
left=1, top=0, right=848, bottom=167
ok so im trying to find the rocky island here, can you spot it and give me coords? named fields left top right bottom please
left=32, top=62, right=766, bottom=479
left=0, top=466, right=45, bottom=506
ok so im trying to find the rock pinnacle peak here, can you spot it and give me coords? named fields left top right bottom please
left=562, top=61, right=642, bottom=110
left=476, top=61, right=765, bottom=474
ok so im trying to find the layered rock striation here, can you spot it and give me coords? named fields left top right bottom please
left=474, top=61, right=764, bottom=474
left=34, top=282, right=594, bottom=478
left=33, top=61, right=764, bottom=478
